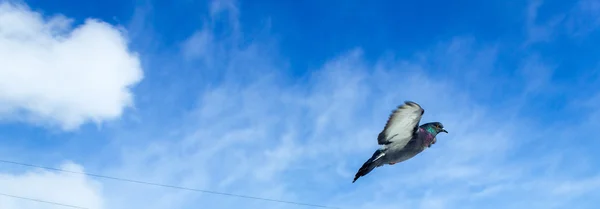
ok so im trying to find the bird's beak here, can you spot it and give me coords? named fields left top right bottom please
left=441, top=129, right=448, bottom=133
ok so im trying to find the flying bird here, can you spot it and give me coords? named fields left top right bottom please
left=352, top=101, right=448, bottom=183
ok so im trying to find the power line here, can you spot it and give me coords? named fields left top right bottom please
left=0, top=159, right=339, bottom=209
left=0, top=192, right=87, bottom=209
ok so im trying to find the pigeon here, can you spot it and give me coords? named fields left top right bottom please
left=352, top=101, right=448, bottom=183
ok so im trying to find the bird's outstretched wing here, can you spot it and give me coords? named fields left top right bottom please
left=377, top=101, right=424, bottom=147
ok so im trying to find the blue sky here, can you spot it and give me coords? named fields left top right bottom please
left=0, top=0, right=599, bottom=208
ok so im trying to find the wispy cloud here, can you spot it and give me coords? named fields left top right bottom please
left=524, top=0, right=565, bottom=45
left=103, top=13, right=598, bottom=209
left=525, top=0, right=600, bottom=44
left=565, top=0, right=600, bottom=36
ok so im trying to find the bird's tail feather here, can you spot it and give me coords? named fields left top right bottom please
left=353, top=149, right=384, bottom=183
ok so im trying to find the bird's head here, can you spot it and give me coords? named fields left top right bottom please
left=422, top=122, right=448, bottom=135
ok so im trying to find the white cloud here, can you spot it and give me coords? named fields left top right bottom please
left=0, top=162, right=104, bottom=209
left=0, top=2, right=143, bottom=130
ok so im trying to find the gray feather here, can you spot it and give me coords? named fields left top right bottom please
left=377, top=101, right=424, bottom=148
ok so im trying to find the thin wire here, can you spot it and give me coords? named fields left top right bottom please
left=0, top=159, right=339, bottom=209
left=0, top=192, right=88, bottom=209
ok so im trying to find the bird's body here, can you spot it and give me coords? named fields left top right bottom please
left=379, top=127, right=437, bottom=164
left=352, top=101, right=447, bottom=183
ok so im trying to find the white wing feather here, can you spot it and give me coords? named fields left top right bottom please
left=377, top=101, right=424, bottom=148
